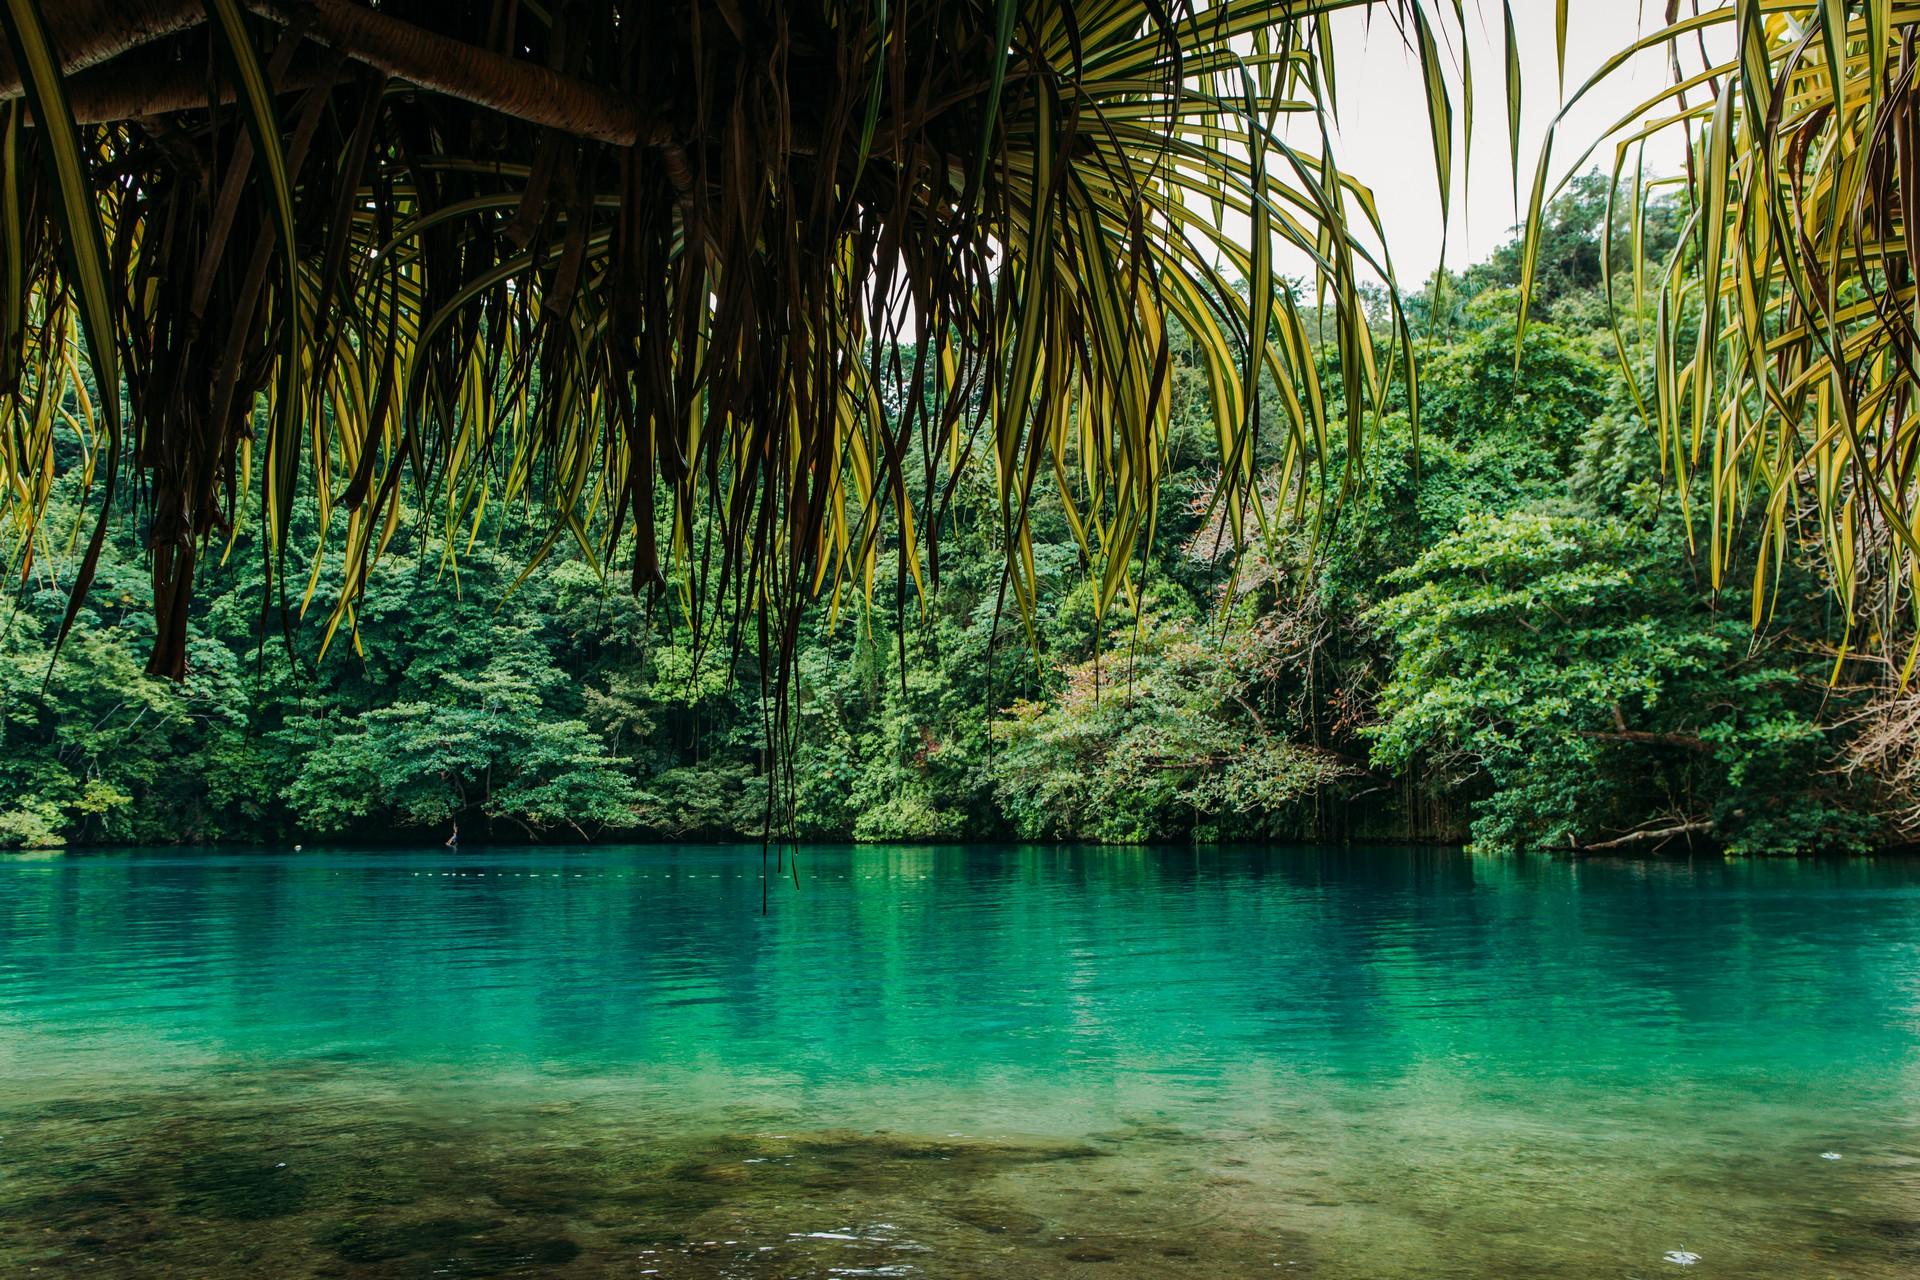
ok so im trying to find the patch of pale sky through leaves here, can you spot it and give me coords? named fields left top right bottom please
left=1300, top=1, right=1715, bottom=288
left=874, top=3, right=1714, bottom=337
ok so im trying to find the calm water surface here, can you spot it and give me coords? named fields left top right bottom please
left=2, top=845, right=1918, bottom=1278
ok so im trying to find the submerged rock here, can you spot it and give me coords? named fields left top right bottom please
left=936, top=1199, right=1047, bottom=1236
left=173, top=1150, right=312, bottom=1221
left=1064, top=1245, right=1119, bottom=1262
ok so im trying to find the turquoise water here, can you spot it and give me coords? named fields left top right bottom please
left=2, top=845, right=1919, bottom=1277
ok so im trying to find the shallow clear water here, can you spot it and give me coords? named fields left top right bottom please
left=2, top=845, right=1918, bottom=1278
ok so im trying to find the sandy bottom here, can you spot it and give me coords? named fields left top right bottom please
left=2, top=1060, right=1917, bottom=1279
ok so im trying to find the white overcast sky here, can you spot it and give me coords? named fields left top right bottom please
left=1314, top=1, right=1710, bottom=283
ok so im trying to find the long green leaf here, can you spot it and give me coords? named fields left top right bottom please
left=0, top=0, right=123, bottom=666
left=204, top=0, right=304, bottom=552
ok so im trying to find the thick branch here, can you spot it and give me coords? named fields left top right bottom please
left=0, top=0, right=203, bottom=101
left=61, top=52, right=336, bottom=124
left=1579, top=820, right=1714, bottom=852
left=3, top=0, right=665, bottom=149
left=246, top=0, right=663, bottom=147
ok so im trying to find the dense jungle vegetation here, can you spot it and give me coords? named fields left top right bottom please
left=3, top=180, right=1916, bottom=855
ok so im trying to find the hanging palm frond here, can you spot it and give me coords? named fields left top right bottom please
left=0, top=1, right=1469, bottom=700
left=1522, top=1, right=1920, bottom=681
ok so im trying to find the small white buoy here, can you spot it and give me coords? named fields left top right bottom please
left=293, top=844, right=303, bottom=852
left=1663, top=1251, right=1701, bottom=1267
left=1821, top=1151, right=1842, bottom=1160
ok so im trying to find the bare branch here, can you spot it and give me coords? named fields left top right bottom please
left=0, top=0, right=202, bottom=101
left=1579, top=820, right=1713, bottom=852
left=3, top=0, right=665, bottom=149
left=245, top=0, right=663, bottom=147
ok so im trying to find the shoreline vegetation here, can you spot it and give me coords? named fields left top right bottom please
left=4, top=183, right=1917, bottom=858
left=26, top=839, right=1920, bottom=860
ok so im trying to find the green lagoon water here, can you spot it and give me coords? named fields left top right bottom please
left=2, top=845, right=1918, bottom=1278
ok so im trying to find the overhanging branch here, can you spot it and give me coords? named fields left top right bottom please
left=60, top=50, right=335, bottom=124
left=1579, top=820, right=1714, bottom=852
left=245, top=0, right=665, bottom=147
left=0, top=0, right=203, bottom=100
left=1, top=0, right=665, bottom=148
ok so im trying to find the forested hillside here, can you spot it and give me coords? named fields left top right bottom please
left=4, top=180, right=1914, bottom=853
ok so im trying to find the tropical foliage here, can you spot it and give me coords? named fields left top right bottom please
left=2, top=184, right=1913, bottom=853
left=4, top=2, right=1920, bottom=855
left=1524, top=0, right=1920, bottom=680
left=0, top=0, right=1469, bottom=708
